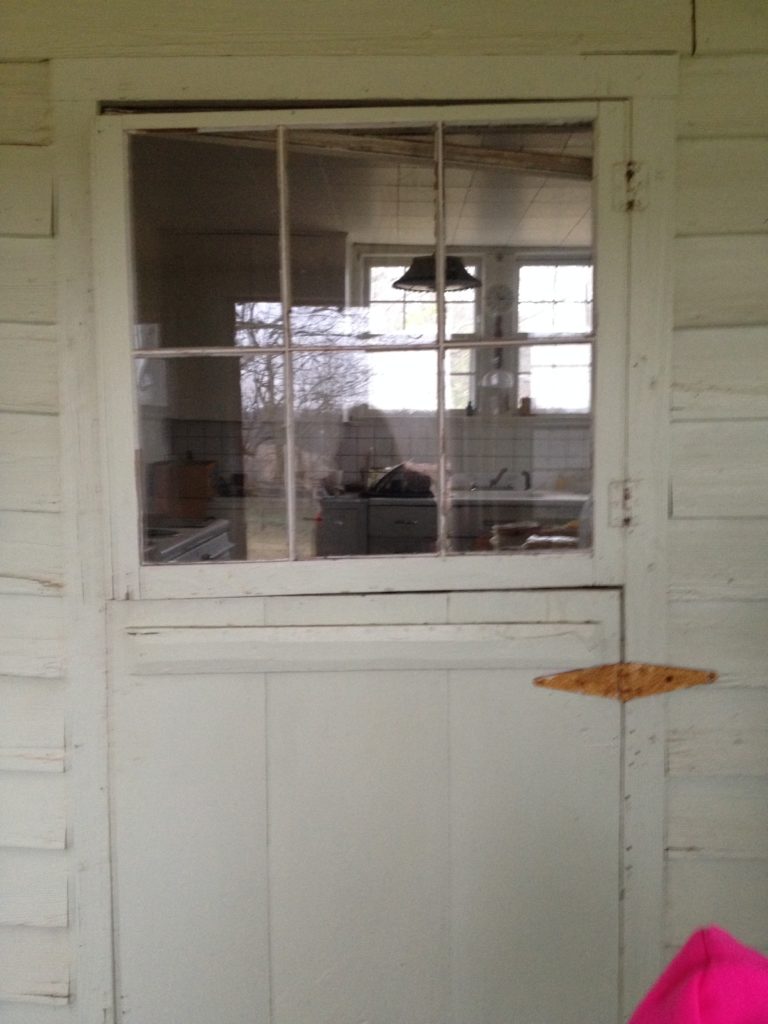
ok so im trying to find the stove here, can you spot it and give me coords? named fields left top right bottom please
left=144, top=517, right=233, bottom=563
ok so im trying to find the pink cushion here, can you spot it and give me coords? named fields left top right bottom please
left=629, top=927, right=768, bottom=1024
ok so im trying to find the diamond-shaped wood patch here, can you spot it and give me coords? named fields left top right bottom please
left=533, top=662, right=717, bottom=702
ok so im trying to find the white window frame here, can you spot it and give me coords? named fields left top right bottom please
left=92, top=98, right=632, bottom=599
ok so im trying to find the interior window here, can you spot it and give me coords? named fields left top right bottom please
left=129, top=120, right=594, bottom=563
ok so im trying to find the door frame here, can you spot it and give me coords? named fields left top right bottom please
left=53, top=54, right=677, bottom=1021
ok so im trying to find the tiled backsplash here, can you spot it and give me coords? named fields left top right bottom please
left=168, top=412, right=592, bottom=494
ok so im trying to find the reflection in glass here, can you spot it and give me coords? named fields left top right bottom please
left=139, top=355, right=289, bottom=563
left=302, top=351, right=438, bottom=558
left=129, top=118, right=596, bottom=563
left=445, top=347, right=591, bottom=554
left=129, top=131, right=281, bottom=351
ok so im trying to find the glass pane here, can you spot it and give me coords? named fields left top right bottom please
left=138, top=354, right=289, bottom=563
left=129, top=131, right=281, bottom=350
left=446, top=340, right=592, bottom=552
left=287, top=127, right=439, bottom=347
left=305, top=351, right=438, bottom=558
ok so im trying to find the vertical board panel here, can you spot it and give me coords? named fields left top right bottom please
left=449, top=670, right=620, bottom=1024
left=268, top=669, right=450, bottom=1024
left=111, top=674, right=270, bottom=1024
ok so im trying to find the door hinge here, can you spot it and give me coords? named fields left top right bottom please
left=609, top=480, right=634, bottom=527
left=613, top=160, right=647, bottom=212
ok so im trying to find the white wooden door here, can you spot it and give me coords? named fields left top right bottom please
left=109, top=588, right=622, bottom=1024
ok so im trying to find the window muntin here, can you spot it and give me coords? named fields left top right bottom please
left=129, top=120, right=595, bottom=563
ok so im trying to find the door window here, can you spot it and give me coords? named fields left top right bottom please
left=128, top=117, right=598, bottom=563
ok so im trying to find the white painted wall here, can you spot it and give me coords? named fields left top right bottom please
left=0, top=4, right=767, bottom=1021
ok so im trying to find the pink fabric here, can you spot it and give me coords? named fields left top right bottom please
left=628, top=926, right=768, bottom=1024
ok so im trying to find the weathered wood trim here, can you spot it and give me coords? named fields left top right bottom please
left=54, top=56, right=679, bottom=104
left=126, top=621, right=614, bottom=676
left=619, top=94, right=676, bottom=1016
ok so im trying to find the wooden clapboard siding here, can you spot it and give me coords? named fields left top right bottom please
left=0, top=148, right=52, bottom=238
left=678, top=56, right=768, bottom=137
left=0, top=65, right=50, bottom=146
left=0, top=413, right=60, bottom=514
left=668, top=776, right=768, bottom=859
left=669, top=519, right=768, bottom=600
left=0, top=596, right=63, bottom=678
left=676, top=140, right=768, bottom=236
left=0, top=774, right=66, bottom=850
left=0, top=850, right=68, bottom=927
left=670, top=420, right=768, bottom=518
left=0, top=240, right=56, bottom=325
left=674, top=235, right=768, bottom=328
left=672, top=326, right=768, bottom=420
left=0, top=0, right=690, bottom=60
left=0, top=512, right=63, bottom=595
left=668, top=686, right=768, bottom=776
left=0, top=325, right=58, bottom=415
left=0, top=927, right=69, bottom=1004
left=666, top=860, right=768, bottom=953
left=696, top=0, right=768, bottom=56
left=669, top=600, right=768, bottom=688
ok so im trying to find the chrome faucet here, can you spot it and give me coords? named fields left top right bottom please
left=521, top=470, right=531, bottom=490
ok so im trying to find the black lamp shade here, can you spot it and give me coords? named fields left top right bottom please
left=392, top=255, right=481, bottom=292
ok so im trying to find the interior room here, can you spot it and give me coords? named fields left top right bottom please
left=130, top=124, right=594, bottom=560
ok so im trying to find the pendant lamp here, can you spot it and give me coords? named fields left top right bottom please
left=392, top=254, right=481, bottom=293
